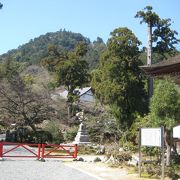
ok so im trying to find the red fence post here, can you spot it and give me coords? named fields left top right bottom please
left=41, top=144, right=45, bottom=160
left=0, top=142, right=3, bottom=158
left=37, top=144, right=41, bottom=159
left=74, top=144, right=78, bottom=158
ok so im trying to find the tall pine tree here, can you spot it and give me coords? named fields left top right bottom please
left=91, top=27, right=148, bottom=129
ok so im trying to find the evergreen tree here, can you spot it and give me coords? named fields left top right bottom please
left=135, top=6, right=179, bottom=63
left=91, top=27, right=148, bottom=129
left=149, top=79, right=180, bottom=165
left=56, top=42, right=89, bottom=102
left=135, top=6, right=179, bottom=97
left=53, top=42, right=89, bottom=118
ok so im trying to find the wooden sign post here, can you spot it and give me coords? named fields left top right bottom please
left=139, top=127, right=164, bottom=180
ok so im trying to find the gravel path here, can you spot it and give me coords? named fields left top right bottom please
left=0, top=145, right=98, bottom=180
left=0, top=159, right=98, bottom=180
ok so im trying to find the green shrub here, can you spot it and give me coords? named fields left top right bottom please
left=33, top=130, right=53, bottom=143
left=141, top=146, right=160, bottom=157
left=166, top=164, right=180, bottom=179
left=6, top=127, right=33, bottom=143
left=171, top=154, right=180, bottom=165
left=121, top=141, right=138, bottom=152
left=86, top=114, right=119, bottom=143
left=142, top=163, right=180, bottom=179
left=0, top=124, right=4, bottom=131
left=44, top=121, right=64, bottom=144
left=64, top=126, right=78, bottom=142
left=142, top=163, right=161, bottom=177
left=115, top=152, right=132, bottom=163
left=105, top=144, right=132, bottom=165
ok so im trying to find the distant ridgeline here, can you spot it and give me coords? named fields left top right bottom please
left=0, top=29, right=106, bottom=69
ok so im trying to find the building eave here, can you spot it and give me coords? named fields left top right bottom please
left=140, top=54, right=180, bottom=76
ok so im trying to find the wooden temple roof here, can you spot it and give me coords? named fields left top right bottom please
left=141, top=54, right=180, bottom=76
left=140, top=54, right=180, bottom=84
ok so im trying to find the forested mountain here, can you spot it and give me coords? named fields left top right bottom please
left=0, top=29, right=106, bottom=69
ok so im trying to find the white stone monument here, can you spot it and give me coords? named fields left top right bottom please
left=73, top=111, right=91, bottom=144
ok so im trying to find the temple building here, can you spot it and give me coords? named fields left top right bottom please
left=141, top=54, right=180, bottom=84
left=141, top=53, right=180, bottom=153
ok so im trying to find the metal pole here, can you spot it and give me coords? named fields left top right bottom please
left=161, top=126, right=165, bottom=180
left=139, top=128, right=142, bottom=177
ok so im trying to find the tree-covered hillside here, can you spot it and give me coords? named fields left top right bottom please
left=0, top=29, right=106, bottom=69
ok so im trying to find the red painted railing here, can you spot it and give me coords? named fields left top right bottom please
left=0, top=142, right=78, bottom=160
left=0, top=142, right=41, bottom=159
left=41, top=144, right=78, bottom=159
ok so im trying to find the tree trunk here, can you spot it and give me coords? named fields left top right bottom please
left=147, top=22, right=153, bottom=97
left=164, top=130, right=171, bottom=166
left=147, top=22, right=152, bottom=66
left=67, top=105, right=71, bottom=120
left=148, top=78, right=153, bottom=98
left=29, top=124, right=37, bottom=133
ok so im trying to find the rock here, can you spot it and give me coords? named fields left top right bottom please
left=105, top=155, right=118, bottom=164
left=102, top=156, right=108, bottom=163
left=74, top=157, right=84, bottom=161
left=39, top=158, right=46, bottom=162
left=96, top=145, right=105, bottom=154
left=128, top=155, right=139, bottom=166
left=93, top=157, right=101, bottom=162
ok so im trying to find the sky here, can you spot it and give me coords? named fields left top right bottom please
left=0, top=0, right=180, bottom=55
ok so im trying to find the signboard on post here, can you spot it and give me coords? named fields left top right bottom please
left=139, top=127, right=164, bottom=180
left=173, top=125, right=180, bottom=139
left=141, top=128, right=162, bottom=147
